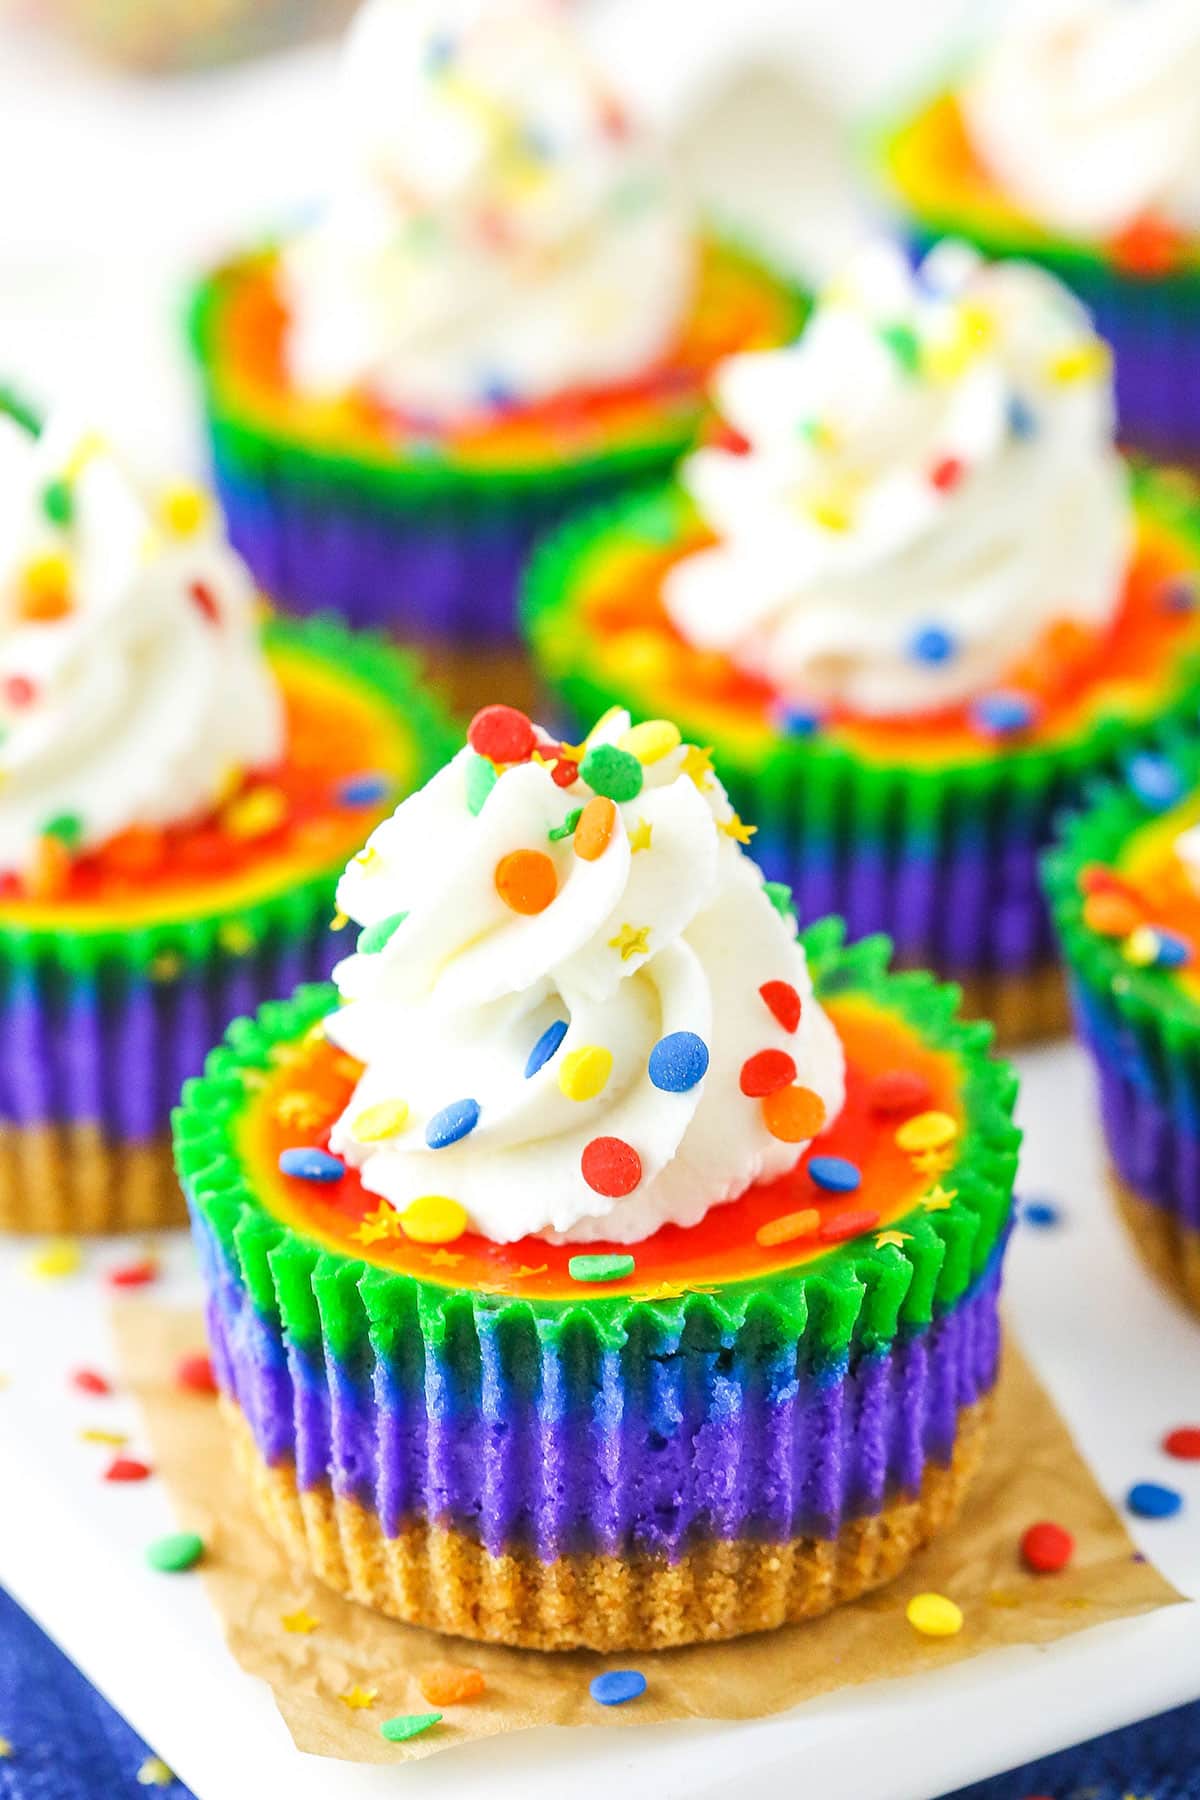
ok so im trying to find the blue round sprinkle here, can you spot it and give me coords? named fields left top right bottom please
left=1007, top=394, right=1037, bottom=440
left=589, top=1670, right=647, bottom=1707
left=910, top=625, right=955, bottom=665
left=1125, top=752, right=1185, bottom=813
left=970, top=690, right=1038, bottom=736
left=337, top=772, right=390, bottom=808
left=1022, top=1199, right=1062, bottom=1228
left=807, top=1155, right=861, bottom=1194
left=1127, top=1481, right=1183, bottom=1521
left=279, top=1147, right=345, bottom=1183
left=1150, top=928, right=1192, bottom=969
left=525, top=1020, right=568, bottom=1080
left=775, top=702, right=822, bottom=738
left=648, top=1031, right=710, bottom=1094
left=425, top=1097, right=480, bottom=1149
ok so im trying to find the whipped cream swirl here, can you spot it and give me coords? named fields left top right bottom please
left=327, top=708, right=844, bottom=1244
left=664, top=240, right=1131, bottom=718
left=963, top=0, right=1200, bottom=241
left=0, top=411, right=283, bottom=879
left=281, top=0, right=695, bottom=422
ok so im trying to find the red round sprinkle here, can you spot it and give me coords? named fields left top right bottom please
left=868, top=1069, right=932, bottom=1116
left=1163, top=1426, right=1200, bottom=1460
left=71, top=1368, right=112, bottom=1396
left=551, top=757, right=579, bottom=788
left=104, top=1457, right=152, bottom=1483
left=817, top=1209, right=879, bottom=1244
left=581, top=1136, right=643, bottom=1198
left=468, top=704, right=536, bottom=765
left=107, top=1258, right=158, bottom=1289
left=177, top=1352, right=218, bottom=1396
left=930, top=456, right=964, bottom=492
left=189, top=579, right=220, bottom=623
left=759, top=980, right=802, bottom=1035
left=3, top=674, right=36, bottom=708
left=1020, top=1520, right=1074, bottom=1574
left=740, top=1049, right=797, bottom=1098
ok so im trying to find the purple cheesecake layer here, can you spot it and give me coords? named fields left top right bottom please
left=197, top=1212, right=1003, bottom=1563
left=1087, top=1019, right=1200, bottom=1231
left=0, top=928, right=339, bottom=1137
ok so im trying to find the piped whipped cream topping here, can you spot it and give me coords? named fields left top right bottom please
left=281, top=0, right=695, bottom=422
left=0, top=411, right=283, bottom=880
left=962, top=0, right=1200, bottom=240
left=326, top=704, right=845, bottom=1245
left=663, top=239, right=1131, bottom=719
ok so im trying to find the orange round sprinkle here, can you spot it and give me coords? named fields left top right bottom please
left=1082, top=891, right=1144, bottom=938
left=574, top=795, right=617, bottom=862
left=419, top=1665, right=486, bottom=1707
left=755, top=1208, right=821, bottom=1248
left=495, top=849, right=558, bottom=915
left=762, top=1085, right=827, bottom=1144
left=19, top=551, right=72, bottom=621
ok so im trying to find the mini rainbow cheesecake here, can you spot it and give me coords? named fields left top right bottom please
left=0, top=404, right=453, bottom=1233
left=189, top=0, right=805, bottom=646
left=874, top=0, right=1200, bottom=461
left=1046, top=738, right=1200, bottom=1315
left=175, top=701, right=1020, bottom=1651
left=525, top=240, right=1200, bottom=1042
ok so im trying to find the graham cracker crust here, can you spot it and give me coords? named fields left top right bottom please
left=0, top=1122, right=186, bottom=1235
left=1110, top=1167, right=1200, bottom=1317
left=954, top=962, right=1070, bottom=1048
left=224, top=1393, right=993, bottom=1651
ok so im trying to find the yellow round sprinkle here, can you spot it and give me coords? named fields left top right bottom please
left=895, top=1110, right=959, bottom=1155
left=619, top=719, right=682, bottom=765
left=401, top=1195, right=468, bottom=1245
left=1122, top=925, right=1159, bottom=967
left=160, top=481, right=211, bottom=537
left=224, top=785, right=287, bottom=841
left=906, top=1592, right=963, bottom=1638
left=558, top=1045, right=614, bottom=1102
left=353, top=1099, right=410, bottom=1142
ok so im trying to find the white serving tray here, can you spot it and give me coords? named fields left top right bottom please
left=0, top=1040, right=1197, bottom=1800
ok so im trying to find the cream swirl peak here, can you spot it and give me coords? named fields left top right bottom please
left=963, top=0, right=1200, bottom=240
left=281, top=0, right=694, bottom=421
left=0, top=410, right=283, bottom=880
left=326, top=704, right=844, bottom=1244
left=664, top=239, right=1131, bottom=719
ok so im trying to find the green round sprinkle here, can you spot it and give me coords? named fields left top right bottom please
left=43, top=813, right=83, bottom=849
left=145, top=1531, right=204, bottom=1573
left=764, top=880, right=795, bottom=921
left=580, top=745, right=643, bottom=804
left=381, top=1712, right=442, bottom=1743
left=41, top=478, right=74, bottom=528
left=357, top=910, right=408, bottom=955
left=466, top=753, right=498, bottom=816
left=880, top=323, right=920, bottom=375
left=548, top=807, right=583, bottom=842
left=568, top=1252, right=635, bottom=1284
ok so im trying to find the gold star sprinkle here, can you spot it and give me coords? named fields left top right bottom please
left=339, top=1685, right=378, bottom=1711
left=136, top=1756, right=175, bottom=1787
left=281, top=1608, right=320, bottom=1634
left=609, top=922, right=651, bottom=962
left=354, top=1205, right=403, bottom=1247
left=558, top=739, right=587, bottom=763
left=920, top=1185, right=957, bottom=1213
left=426, top=1247, right=464, bottom=1268
left=719, top=812, right=757, bottom=845
left=874, top=1230, right=911, bottom=1250
left=272, top=1091, right=333, bottom=1133
left=680, top=744, right=714, bottom=790
left=910, top=1148, right=954, bottom=1178
left=514, top=1263, right=548, bottom=1279
left=628, top=816, right=653, bottom=854
left=635, top=1282, right=689, bottom=1303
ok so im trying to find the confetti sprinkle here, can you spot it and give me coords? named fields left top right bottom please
left=589, top=1669, right=647, bottom=1706
left=466, top=753, right=498, bottom=815
left=419, top=1665, right=485, bottom=1706
left=569, top=1253, right=635, bottom=1284
left=581, top=742, right=643, bottom=802
left=1125, top=751, right=1185, bottom=812
left=868, top=1068, right=932, bottom=1115
left=41, top=476, right=73, bottom=526
left=339, top=1685, right=378, bottom=1711
left=358, top=911, right=408, bottom=955
left=758, top=980, right=801, bottom=1033
left=548, top=807, right=583, bottom=842
left=1163, top=1426, right=1200, bottom=1460
left=188, top=580, right=219, bottom=624
left=338, top=772, right=389, bottom=808
left=160, top=481, right=210, bottom=537
left=880, top=322, right=920, bottom=373
left=401, top=1195, right=468, bottom=1245
left=1020, top=1521, right=1074, bottom=1574
left=648, top=1031, right=709, bottom=1093
left=609, top=922, right=650, bottom=962
left=895, top=1111, right=958, bottom=1154
left=468, top=704, right=535, bottom=765
left=381, top=1713, right=441, bottom=1743
left=574, top=795, right=617, bottom=861
left=80, top=1429, right=127, bottom=1447
left=1127, top=1482, right=1183, bottom=1520
left=910, top=624, right=955, bottom=663
left=559, top=1045, right=613, bottom=1101
left=755, top=1208, right=820, bottom=1248
left=28, top=1238, right=81, bottom=1280
left=425, top=1098, right=480, bottom=1149
left=108, top=1257, right=158, bottom=1289
left=581, top=1136, right=642, bottom=1196
left=970, top=690, right=1038, bottom=737
left=495, top=848, right=558, bottom=914
left=762, top=1085, right=827, bottom=1143
left=176, top=1353, right=217, bottom=1396
left=353, top=1098, right=411, bottom=1141
left=618, top=719, right=680, bottom=764
left=1022, top=1199, right=1062, bottom=1228
left=807, top=1155, right=861, bottom=1193
left=906, top=1592, right=963, bottom=1637
left=740, top=1049, right=797, bottom=1098
left=281, top=1608, right=320, bottom=1634
left=525, top=1018, right=568, bottom=1078
left=145, top=1531, right=204, bottom=1573
left=72, top=1368, right=112, bottom=1395
left=279, top=1147, right=345, bottom=1183
left=105, top=1457, right=152, bottom=1483
left=818, top=1209, right=879, bottom=1243
left=19, top=550, right=72, bottom=621
left=135, top=1756, right=175, bottom=1788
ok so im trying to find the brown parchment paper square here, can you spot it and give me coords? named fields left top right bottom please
left=114, top=1303, right=1185, bottom=1766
